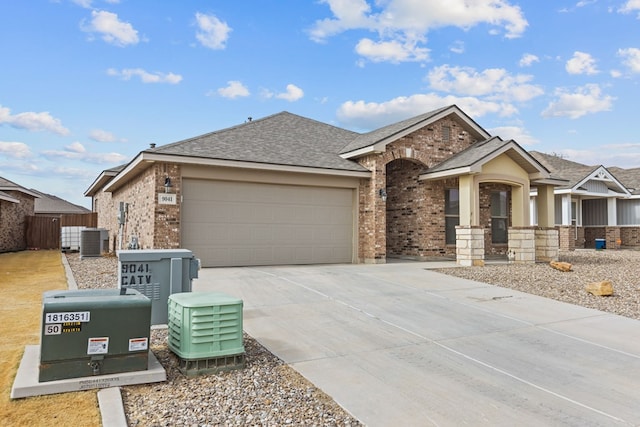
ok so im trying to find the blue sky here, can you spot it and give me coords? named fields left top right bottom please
left=1, top=0, right=640, bottom=208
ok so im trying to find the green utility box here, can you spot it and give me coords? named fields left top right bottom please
left=117, top=249, right=200, bottom=325
left=168, top=292, right=244, bottom=360
left=39, top=288, right=151, bottom=383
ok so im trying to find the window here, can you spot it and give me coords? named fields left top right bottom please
left=491, top=191, right=508, bottom=244
left=445, top=189, right=459, bottom=245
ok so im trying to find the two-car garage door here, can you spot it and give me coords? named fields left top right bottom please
left=181, top=179, right=355, bottom=267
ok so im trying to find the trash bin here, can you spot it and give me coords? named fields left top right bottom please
left=595, top=239, right=606, bottom=250
left=117, top=249, right=200, bottom=325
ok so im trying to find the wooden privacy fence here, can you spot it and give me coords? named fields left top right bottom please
left=25, top=213, right=97, bottom=250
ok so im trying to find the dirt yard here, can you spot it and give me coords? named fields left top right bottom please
left=0, top=250, right=101, bottom=427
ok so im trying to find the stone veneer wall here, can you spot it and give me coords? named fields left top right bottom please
left=535, top=227, right=559, bottom=262
left=95, top=163, right=181, bottom=251
left=356, top=115, right=478, bottom=262
left=507, top=227, right=535, bottom=263
left=456, top=226, right=485, bottom=266
left=0, top=192, right=34, bottom=252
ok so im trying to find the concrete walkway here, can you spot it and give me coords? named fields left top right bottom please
left=195, top=262, right=640, bottom=427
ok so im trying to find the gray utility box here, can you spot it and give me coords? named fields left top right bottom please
left=117, top=249, right=200, bottom=325
left=40, top=288, right=151, bottom=383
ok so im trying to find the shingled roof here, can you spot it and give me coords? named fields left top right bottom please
left=339, top=105, right=490, bottom=156
left=148, top=111, right=368, bottom=172
left=529, top=152, right=598, bottom=190
left=421, top=137, right=553, bottom=181
left=31, top=189, right=90, bottom=215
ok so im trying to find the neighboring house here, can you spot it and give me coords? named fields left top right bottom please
left=0, top=177, right=39, bottom=252
left=529, top=152, right=640, bottom=250
left=31, top=189, right=91, bottom=217
left=85, top=105, right=564, bottom=267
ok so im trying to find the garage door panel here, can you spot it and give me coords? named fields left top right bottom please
left=182, top=179, right=354, bottom=267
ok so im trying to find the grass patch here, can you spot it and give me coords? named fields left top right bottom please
left=0, top=251, right=101, bottom=427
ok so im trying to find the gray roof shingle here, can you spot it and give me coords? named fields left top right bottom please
left=149, top=111, right=368, bottom=172
left=529, top=151, right=600, bottom=189
left=339, top=106, right=455, bottom=154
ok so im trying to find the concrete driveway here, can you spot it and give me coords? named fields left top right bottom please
left=194, top=262, right=640, bottom=427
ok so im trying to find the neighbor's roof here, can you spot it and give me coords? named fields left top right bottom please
left=529, top=152, right=598, bottom=190
left=339, top=105, right=491, bottom=157
left=31, top=189, right=91, bottom=215
left=149, top=111, right=368, bottom=172
left=608, top=167, right=640, bottom=195
left=530, top=151, right=631, bottom=195
left=0, top=190, right=20, bottom=203
left=0, top=176, right=40, bottom=199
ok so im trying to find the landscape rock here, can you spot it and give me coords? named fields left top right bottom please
left=550, top=261, right=572, bottom=272
left=585, top=280, right=614, bottom=296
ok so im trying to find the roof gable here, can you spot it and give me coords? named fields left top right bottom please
left=530, top=152, right=631, bottom=196
left=339, top=105, right=491, bottom=158
left=0, top=176, right=40, bottom=198
left=420, top=137, right=556, bottom=183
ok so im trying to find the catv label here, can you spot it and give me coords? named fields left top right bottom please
left=120, top=263, right=152, bottom=285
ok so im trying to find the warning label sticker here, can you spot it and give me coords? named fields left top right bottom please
left=87, top=337, right=109, bottom=355
left=128, top=337, right=149, bottom=352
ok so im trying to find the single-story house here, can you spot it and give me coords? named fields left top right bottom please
left=85, top=105, right=566, bottom=267
left=31, top=189, right=91, bottom=217
left=0, top=177, right=39, bottom=252
left=529, top=152, right=640, bottom=250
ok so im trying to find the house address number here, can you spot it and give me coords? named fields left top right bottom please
left=158, top=193, right=177, bottom=205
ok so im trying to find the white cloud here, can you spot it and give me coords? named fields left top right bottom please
left=0, top=141, right=33, bottom=159
left=82, top=10, right=139, bottom=47
left=427, top=65, right=544, bottom=102
left=519, top=53, right=539, bottom=67
left=619, top=0, right=640, bottom=16
left=276, top=84, right=304, bottom=102
left=310, top=0, right=527, bottom=63
left=0, top=105, right=70, bottom=136
left=355, top=38, right=429, bottom=62
left=42, top=145, right=128, bottom=164
left=217, top=81, right=250, bottom=99
left=566, top=51, right=599, bottom=75
left=107, top=68, right=182, bottom=84
left=337, top=93, right=513, bottom=130
left=66, top=142, right=87, bottom=153
left=488, top=126, right=538, bottom=145
left=542, top=84, right=614, bottom=119
left=449, top=40, right=465, bottom=54
left=553, top=146, right=640, bottom=169
left=195, top=13, right=231, bottom=50
left=89, top=129, right=118, bottom=142
left=618, top=47, right=640, bottom=73
left=72, top=0, right=93, bottom=8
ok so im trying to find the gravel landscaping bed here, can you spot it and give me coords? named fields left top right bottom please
left=433, top=249, right=640, bottom=321
left=65, top=253, right=362, bottom=426
left=65, top=249, right=640, bottom=425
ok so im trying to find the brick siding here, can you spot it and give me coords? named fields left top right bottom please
left=94, top=163, right=181, bottom=251
left=0, top=192, right=34, bottom=252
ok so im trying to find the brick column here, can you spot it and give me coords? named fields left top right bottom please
left=508, top=227, right=535, bottom=263
left=605, top=227, right=621, bottom=250
left=558, top=226, right=576, bottom=251
left=535, top=227, right=559, bottom=262
left=456, top=226, right=485, bottom=267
